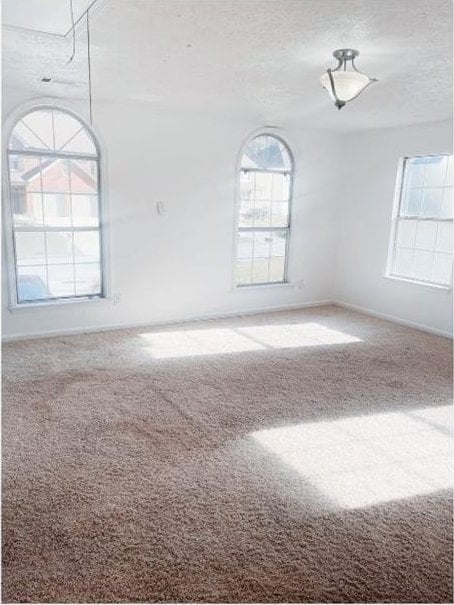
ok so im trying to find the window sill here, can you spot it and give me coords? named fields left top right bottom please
left=384, top=274, right=452, bottom=292
left=9, top=295, right=109, bottom=311
left=232, top=282, right=297, bottom=292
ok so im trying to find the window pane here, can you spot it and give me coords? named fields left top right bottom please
left=74, top=231, right=101, bottom=263
left=15, top=232, right=46, bottom=266
left=253, top=202, right=271, bottom=227
left=254, top=172, right=274, bottom=200
left=432, top=253, right=452, bottom=285
left=237, top=232, right=253, bottom=259
left=46, top=232, right=74, bottom=264
left=238, top=201, right=254, bottom=227
left=252, top=258, right=269, bottom=283
left=440, top=188, right=453, bottom=219
left=47, top=264, right=75, bottom=297
left=236, top=258, right=252, bottom=285
left=43, top=194, right=72, bottom=227
left=62, top=129, right=97, bottom=155
left=70, top=159, right=98, bottom=194
left=271, top=202, right=289, bottom=228
left=403, top=157, right=425, bottom=188
left=253, top=232, right=272, bottom=257
left=53, top=111, right=82, bottom=151
left=13, top=193, right=43, bottom=228
left=446, top=156, right=453, bottom=187
left=75, top=263, right=101, bottom=295
left=423, top=156, right=449, bottom=187
left=401, top=187, right=422, bottom=216
left=413, top=250, right=434, bottom=281
left=415, top=221, right=437, bottom=251
left=436, top=222, right=453, bottom=254
left=269, top=256, right=285, bottom=282
left=242, top=135, right=292, bottom=171
left=17, top=266, right=48, bottom=301
left=41, top=158, right=70, bottom=193
left=272, top=173, right=290, bottom=201
left=421, top=188, right=443, bottom=217
left=9, top=154, right=41, bottom=191
left=21, top=110, right=54, bottom=150
left=11, top=187, right=28, bottom=218
left=10, top=111, right=54, bottom=151
left=270, top=230, right=287, bottom=256
left=240, top=172, right=254, bottom=200
left=393, top=248, right=414, bottom=277
left=71, top=195, right=99, bottom=227
left=396, top=219, right=417, bottom=248
left=9, top=121, right=49, bottom=152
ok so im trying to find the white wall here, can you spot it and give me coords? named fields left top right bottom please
left=3, top=89, right=452, bottom=341
left=2, top=89, right=341, bottom=339
left=335, top=120, right=453, bottom=337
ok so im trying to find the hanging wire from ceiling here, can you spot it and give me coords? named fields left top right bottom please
left=66, top=0, right=76, bottom=64
left=86, top=7, right=93, bottom=125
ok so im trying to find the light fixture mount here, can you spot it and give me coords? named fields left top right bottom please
left=320, top=48, right=377, bottom=110
left=332, top=48, right=359, bottom=62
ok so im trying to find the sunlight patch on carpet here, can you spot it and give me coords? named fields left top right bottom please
left=139, top=322, right=361, bottom=358
left=251, top=405, right=453, bottom=509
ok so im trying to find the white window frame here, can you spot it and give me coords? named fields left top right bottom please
left=386, top=153, right=453, bottom=290
left=3, top=101, right=109, bottom=308
left=233, top=131, right=294, bottom=288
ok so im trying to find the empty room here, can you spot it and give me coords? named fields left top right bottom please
left=1, top=0, right=453, bottom=603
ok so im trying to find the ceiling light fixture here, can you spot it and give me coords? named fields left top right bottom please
left=320, top=49, right=377, bottom=110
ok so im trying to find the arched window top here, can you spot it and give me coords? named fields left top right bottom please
left=241, top=134, right=292, bottom=172
left=9, top=108, right=97, bottom=157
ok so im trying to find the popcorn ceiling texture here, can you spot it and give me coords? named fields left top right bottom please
left=2, top=305, right=453, bottom=603
left=2, top=0, right=453, bottom=129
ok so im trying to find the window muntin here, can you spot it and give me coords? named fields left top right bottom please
left=235, top=134, right=293, bottom=286
left=7, top=108, right=103, bottom=304
left=388, top=154, right=453, bottom=287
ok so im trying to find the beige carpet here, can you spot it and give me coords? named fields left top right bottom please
left=2, top=304, right=453, bottom=603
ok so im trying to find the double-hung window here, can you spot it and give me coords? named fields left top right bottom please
left=235, top=134, right=293, bottom=286
left=6, top=107, right=104, bottom=305
left=387, top=154, right=453, bottom=287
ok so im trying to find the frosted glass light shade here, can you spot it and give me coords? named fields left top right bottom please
left=320, top=70, right=371, bottom=103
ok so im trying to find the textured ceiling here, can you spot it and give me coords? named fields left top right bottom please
left=2, top=0, right=96, bottom=36
left=2, top=0, right=453, bottom=131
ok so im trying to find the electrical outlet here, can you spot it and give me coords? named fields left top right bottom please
left=113, top=293, right=122, bottom=306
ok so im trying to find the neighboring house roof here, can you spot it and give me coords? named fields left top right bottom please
left=22, top=159, right=54, bottom=182
left=19, top=158, right=97, bottom=190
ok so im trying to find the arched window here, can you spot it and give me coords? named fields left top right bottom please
left=6, top=107, right=104, bottom=304
left=235, top=134, right=293, bottom=286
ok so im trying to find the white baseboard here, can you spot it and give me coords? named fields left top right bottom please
left=4, top=298, right=451, bottom=342
left=334, top=299, right=453, bottom=339
left=2, top=300, right=333, bottom=342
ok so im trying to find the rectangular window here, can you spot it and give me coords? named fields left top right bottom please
left=387, top=154, right=453, bottom=287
